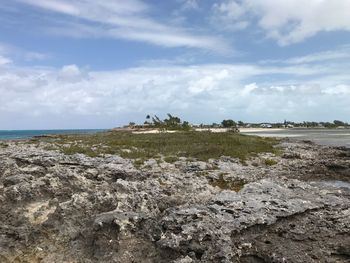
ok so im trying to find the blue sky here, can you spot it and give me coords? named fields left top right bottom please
left=0, top=0, right=350, bottom=129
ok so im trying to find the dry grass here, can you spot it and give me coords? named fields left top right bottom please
left=264, top=158, right=278, bottom=166
left=39, top=130, right=280, bottom=162
left=210, top=174, right=246, bottom=192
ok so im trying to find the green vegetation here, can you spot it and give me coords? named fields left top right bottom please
left=264, top=158, right=278, bottom=166
left=0, top=142, right=9, bottom=148
left=163, top=156, right=179, bottom=163
left=295, top=120, right=349, bottom=128
left=221, top=119, right=237, bottom=128
left=126, top=113, right=349, bottom=130
left=210, top=173, right=246, bottom=192
left=237, top=119, right=350, bottom=129
left=138, top=113, right=192, bottom=131
left=40, top=131, right=279, bottom=163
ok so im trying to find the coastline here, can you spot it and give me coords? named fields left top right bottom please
left=0, top=129, right=107, bottom=141
left=239, top=127, right=286, bottom=132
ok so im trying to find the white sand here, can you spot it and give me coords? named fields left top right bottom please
left=132, top=127, right=287, bottom=134
left=194, top=128, right=229, bottom=133
left=132, top=129, right=177, bottom=134
left=240, top=128, right=286, bottom=133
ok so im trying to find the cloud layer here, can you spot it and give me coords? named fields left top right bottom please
left=16, top=0, right=230, bottom=52
left=5, top=0, right=350, bottom=51
left=1, top=1, right=350, bottom=129
left=1, top=52, right=349, bottom=129
left=213, top=0, right=350, bottom=45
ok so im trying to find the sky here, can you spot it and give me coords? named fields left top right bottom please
left=0, top=0, right=350, bottom=129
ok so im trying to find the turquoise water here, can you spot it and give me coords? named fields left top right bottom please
left=0, top=129, right=106, bottom=140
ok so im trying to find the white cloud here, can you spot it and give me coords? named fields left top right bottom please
left=59, top=64, right=85, bottom=82
left=24, top=52, right=50, bottom=61
left=213, top=0, right=350, bottom=45
left=1, top=53, right=350, bottom=129
left=249, top=84, right=322, bottom=95
left=241, top=83, right=258, bottom=96
left=0, top=42, right=50, bottom=63
left=286, top=48, right=350, bottom=64
left=188, top=69, right=229, bottom=94
left=16, top=0, right=230, bottom=52
left=17, top=0, right=79, bottom=15
left=213, top=0, right=246, bottom=20
left=323, top=85, right=350, bottom=95
left=212, top=1, right=250, bottom=31
left=260, top=46, right=350, bottom=65
left=60, top=64, right=80, bottom=76
left=111, top=28, right=228, bottom=50
left=0, top=55, right=12, bottom=66
left=0, top=44, right=12, bottom=66
left=180, top=0, right=199, bottom=11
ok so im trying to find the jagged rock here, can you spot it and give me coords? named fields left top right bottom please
left=0, top=139, right=349, bottom=262
left=94, top=210, right=145, bottom=232
left=282, top=152, right=302, bottom=159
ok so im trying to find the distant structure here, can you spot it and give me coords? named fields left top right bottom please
left=260, top=123, right=272, bottom=128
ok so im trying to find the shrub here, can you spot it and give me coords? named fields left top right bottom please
left=264, top=158, right=278, bottom=166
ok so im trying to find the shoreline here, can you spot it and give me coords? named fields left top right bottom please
left=2, top=128, right=350, bottom=149
left=239, top=127, right=286, bottom=132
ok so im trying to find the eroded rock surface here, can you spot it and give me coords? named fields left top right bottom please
left=0, top=140, right=349, bottom=262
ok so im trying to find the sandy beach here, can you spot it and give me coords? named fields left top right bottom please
left=239, top=128, right=286, bottom=133
left=133, top=127, right=287, bottom=134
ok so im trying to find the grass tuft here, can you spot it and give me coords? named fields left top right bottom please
left=210, top=174, right=246, bottom=192
left=0, top=142, right=9, bottom=148
left=163, top=156, right=179, bottom=163
left=264, top=158, right=278, bottom=166
left=38, top=131, right=280, bottom=162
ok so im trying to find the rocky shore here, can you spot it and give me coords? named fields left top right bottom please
left=0, top=138, right=349, bottom=262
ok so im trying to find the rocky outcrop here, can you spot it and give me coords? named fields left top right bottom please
left=0, top=140, right=349, bottom=262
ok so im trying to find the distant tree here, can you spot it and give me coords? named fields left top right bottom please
left=304, top=121, right=317, bottom=127
left=129, top=122, right=136, bottom=127
left=324, top=122, right=336, bottom=128
left=221, top=119, right=237, bottom=128
left=146, top=114, right=192, bottom=130
left=238, top=121, right=244, bottom=126
left=152, top=115, right=162, bottom=127
left=144, top=115, right=151, bottom=125
left=164, top=113, right=181, bottom=128
left=333, top=120, right=345, bottom=126
left=182, top=121, right=191, bottom=130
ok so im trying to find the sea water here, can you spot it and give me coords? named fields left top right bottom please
left=0, top=129, right=106, bottom=140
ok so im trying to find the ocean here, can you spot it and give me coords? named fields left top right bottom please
left=0, top=129, right=106, bottom=140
